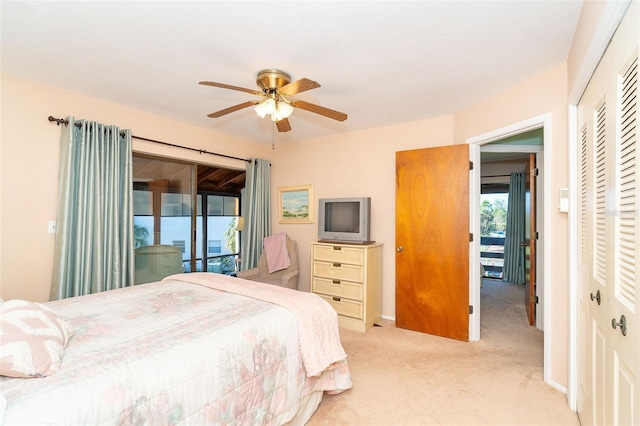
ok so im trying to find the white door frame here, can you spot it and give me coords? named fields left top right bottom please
left=466, top=113, right=554, bottom=389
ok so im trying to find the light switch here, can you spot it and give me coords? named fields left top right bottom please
left=48, top=221, right=57, bottom=234
left=559, top=188, right=569, bottom=213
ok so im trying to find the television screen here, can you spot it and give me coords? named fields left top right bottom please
left=324, top=202, right=360, bottom=233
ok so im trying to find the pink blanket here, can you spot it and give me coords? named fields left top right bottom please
left=263, top=233, right=290, bottom=273
left=164, top=273, right=347, bottom=377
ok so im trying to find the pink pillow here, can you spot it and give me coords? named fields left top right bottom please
left=0, top=300, right=73, bottom=378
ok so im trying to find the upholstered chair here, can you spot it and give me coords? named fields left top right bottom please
left=237, top=237, right=299, bottom=289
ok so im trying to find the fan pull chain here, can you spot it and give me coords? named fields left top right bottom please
left=272, top=121, right=276, bottom=149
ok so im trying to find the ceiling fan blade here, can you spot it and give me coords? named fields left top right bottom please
left=276, top=118, right=292, bottom=132
left=207, top=100, right=259, bottom=118
left=291, top=100, right=348, bottom=122
left=279, top=78, right=321, bottom=96
left=199, top=81, right=262, bottom=96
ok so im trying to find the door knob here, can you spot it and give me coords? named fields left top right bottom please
left=396, top=245, right=404, bottom=252
left=611, top=315, right=627, bottom=336
left=590, top=290, right=601, bottom=305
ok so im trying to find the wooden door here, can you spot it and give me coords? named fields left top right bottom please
left=395, top=144, right=470, bottom=341
left=577, top=3, right=639, bottom=423
left=524, top=153, right=537, bottom=326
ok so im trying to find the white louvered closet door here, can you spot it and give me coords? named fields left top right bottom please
left=576, top=2, right=639, bottom=425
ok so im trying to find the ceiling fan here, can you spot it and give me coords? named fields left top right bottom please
left=199, top=69, right=348, bottom=132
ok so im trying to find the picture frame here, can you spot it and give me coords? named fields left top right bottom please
left=278, top=184, right=314, bottom=224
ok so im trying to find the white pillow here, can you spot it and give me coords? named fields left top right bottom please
left=0, top=300, right=73, bottom=378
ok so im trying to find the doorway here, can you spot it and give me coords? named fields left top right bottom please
left=480, top=129, right=543, bottom=330
left=468, top=114, right=552, bottom=387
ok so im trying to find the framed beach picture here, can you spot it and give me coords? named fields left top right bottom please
left=278, top=184, right=314, bottom=224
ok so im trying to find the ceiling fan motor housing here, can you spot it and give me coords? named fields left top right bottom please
left=256, top=69, right=291, bottom=91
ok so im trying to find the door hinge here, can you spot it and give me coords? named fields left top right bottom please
left=469, top=161, right=474, bottom=171
left=469, top=233, right=473, bottom=242
left=532, top=167, right=539, bottom=177
left=469, top=305, right=474, bottom=314
left=530, top=295, right=539, bottom=304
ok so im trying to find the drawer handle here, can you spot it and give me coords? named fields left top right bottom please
left=332, top=296, right=341, bottom=302
left=332, top=246, right=342, bottom=251
left=332, top=280, right=341, bottom=285
left=332, top=263, right=342, bottom=268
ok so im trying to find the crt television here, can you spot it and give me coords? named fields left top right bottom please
left=318, top=197, right=372, bottom=244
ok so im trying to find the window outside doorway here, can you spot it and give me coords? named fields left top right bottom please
left=480, top=192, right=508, bottom=279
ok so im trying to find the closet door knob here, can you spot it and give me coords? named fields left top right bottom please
left=396, top=246, right=404, bottom=252
left=590, top=290, right=601, bottom=305
left=611, top=315, right=627, bottom=336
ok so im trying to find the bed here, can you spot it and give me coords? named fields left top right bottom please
left=0, top=273, right=352, bottom=425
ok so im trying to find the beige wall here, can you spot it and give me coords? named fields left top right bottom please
left=270, top=116, right=455, bottom=306
left=1, top=63, right=570, bottom=389
left=0, top=73, right=269, bottom=301
left=456, top=62, right=569, bottom=390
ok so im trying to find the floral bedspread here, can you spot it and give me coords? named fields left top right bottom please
left=166, top=273, right=348, bottom=377
left=1, top=277, right=352, bottom=425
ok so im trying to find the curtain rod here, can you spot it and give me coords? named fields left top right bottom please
left=48, top=115, right=251, bottom=163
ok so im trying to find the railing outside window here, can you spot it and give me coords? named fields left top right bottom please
left=481, top=236, right=505, bottom=279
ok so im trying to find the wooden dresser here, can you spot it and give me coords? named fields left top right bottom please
left=310, top=242, right=383, bottom=332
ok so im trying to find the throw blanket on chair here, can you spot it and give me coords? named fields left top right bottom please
left=263, top=233, right=290, bottom=273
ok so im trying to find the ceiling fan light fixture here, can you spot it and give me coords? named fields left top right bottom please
left=255, top=97, right=293, bottom=122
left=275, top=100, right=293, bottom=120
left=254, top=97, right=276, bottom=118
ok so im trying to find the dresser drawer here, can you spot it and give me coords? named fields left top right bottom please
left=313, top=245, right=364, bottom=265
left=312, top=277, right=364, bottom=301
left=313, top=261, right=364, bottom=282
left=317, top=294, right=363, bottom=320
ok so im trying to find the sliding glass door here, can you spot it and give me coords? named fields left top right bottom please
left=197, top=194, right=241, bottom=274
left=132, top=154, right=242, bottom=283
left=132, top=155, right=195, bottom=283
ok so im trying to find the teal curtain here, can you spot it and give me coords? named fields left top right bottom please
left=503, top=171, right=525, bottom=284
left=50, top=117, right=134, bottom=300
left=240, top=159, right=271, bottom=269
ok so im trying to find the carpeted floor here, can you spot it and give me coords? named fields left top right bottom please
left=307, top=280, right=579, bottom=426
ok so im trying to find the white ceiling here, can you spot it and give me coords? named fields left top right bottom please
left=1, top=1, right=584, bottom=144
